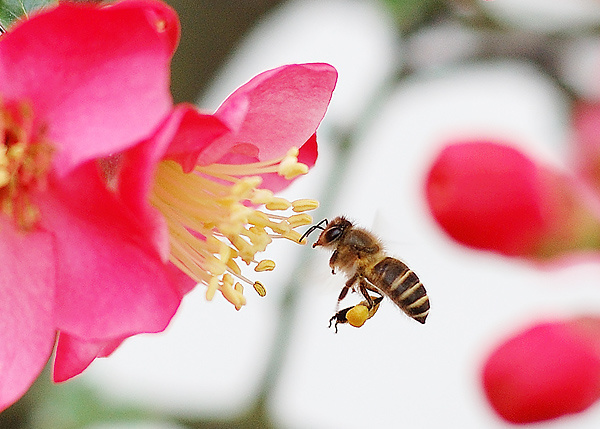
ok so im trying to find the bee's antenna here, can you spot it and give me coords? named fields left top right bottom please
left=299, top=218, right=328, bottom=243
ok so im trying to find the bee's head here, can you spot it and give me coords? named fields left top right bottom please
left=301, top=216, right=351, bottom=248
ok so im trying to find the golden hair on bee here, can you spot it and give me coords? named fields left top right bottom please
left=301, top=216, right=430, bottom=331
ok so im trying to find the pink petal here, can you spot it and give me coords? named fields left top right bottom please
left=53, top=332, right=124, bottom=382
left=224, top=133, right=318, bottom=193
left=0, top=0, right=178, bottom=176
left=117, top=105, right=229, bottom=258
left=0, top=218, right=56, bottom=411
left=38, top=164, right=182, bottom=341
left=108, top=0, right=180, bottom=56
left=53, top=224, right=182, bottom=340
left=53, top=262, right=195, bottom=382
left=200, top=63, right=337, bottom=165
left=164, top=261, right=197, bottom=296
left=482, top=320, right=600, bottom=423
left=297, top=133, right=318, bottom=168
left=162, top=104, right=231, bottom=172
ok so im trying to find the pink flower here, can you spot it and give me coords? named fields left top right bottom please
left=0, top=0, right=337, bottom=411
left=0, top=0, right=181, bottom=411
left=425, top=141, right=600, bottom=259
left=482, top=318, right=600, bottom=423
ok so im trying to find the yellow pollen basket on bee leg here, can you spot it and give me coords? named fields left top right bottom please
left=150, top=147, right=319, bottom=310
left=346, top=305, right=370, bottom=328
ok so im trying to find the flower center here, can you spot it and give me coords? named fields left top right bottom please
left=150, top=147, right=318, bottom=309
left=0, top=102, right=53, bottom=230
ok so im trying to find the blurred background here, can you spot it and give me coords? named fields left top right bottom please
left=4, top=0, right=600, bottom=427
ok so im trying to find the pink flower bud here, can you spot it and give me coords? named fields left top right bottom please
left=573, top=101, right=600, bottom=193
left=425, top=141, right=600, bottom=259
left=482, top=319, right=600, bottom=424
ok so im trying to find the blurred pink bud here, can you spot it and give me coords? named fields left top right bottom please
left=425, top=141, right=600, bottom=259
left=482, top=318, right=600, bottom=424
left=573, top=101, right=600, bottom=193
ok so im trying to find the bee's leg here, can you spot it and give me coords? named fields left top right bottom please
left=362, top=295, right=383, bottom=322
left=358, top=278, right=374, bottom=308
left=328, top=306, right=352, bottom=333
left=337, top=274, right=358, bottom=305
left=358, top=278, right=382, bottom=309
left=329, top=296, right=384, bottom=332
left=330, top=274, right=364, bottom=330
left=329, top=250, right=339, bottom=274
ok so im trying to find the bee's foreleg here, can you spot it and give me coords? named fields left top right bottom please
left=329, top=250, right=339, bottom=274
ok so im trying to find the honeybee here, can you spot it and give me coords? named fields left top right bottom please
left=300, top=216, right=430, bottom=331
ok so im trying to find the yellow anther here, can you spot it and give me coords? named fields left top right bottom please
left=226, top=258, right=242, bottom=276
left=276, top=147, right=310, bottom=180
left=222, top=273, right=234, bottom=288
left=155, top=18, right=167, bottom=33
left=220, top=277, right=245, bottom=310
left=265, top=198, right=292, bottom=211
left=218, top=243, right=232, bottom=262
left=248, top=211, right=271, bottom=227
left=246, top=226, right=272, bottom=249
left=282, top=230, right=302, bottom=242
left=287, top=213, right=313, bottom=228
left=235, top=282, right=244, bottom=294
left=219, top=223, right=244, bottom=237
left=285, top=147, right=300, bottom=158
left=228, top=235, right=253, bottom=257
left=255, top=259, right=276, bottom=272
left=206, top=276, right=220, bottom=301
left=267, top=220, right=292, bottom=235
left=232, top=176, right=262, bottom=197
left=234, top=298, right=246, bottom=311
left=292, top=199, right=319, bottom=212
left=278, top=162, right=309, bottom=180
left=243, top=234, right=270, bottom=254
left=7, top=142, right=25, bottom=160
left=0, top=147, right=8, bottom=165
left=229, top=205, right=253, bottom=223
left=0, top=169, right=9, bottom=187
left=250, top=189, right=274, bottom=205
left=253, top=281, right=267, bottom=297
left=248, top=224, right=267, bottom=236
left=205, top=254, right=227, bottom=277
left=216, top=196, right=238, bottom=207
left=346, top=304, right=370, bottom=328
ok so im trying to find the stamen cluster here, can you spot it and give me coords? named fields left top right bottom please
left=151, top=147, right=318, bottom=309
left=0, top=102, right=53, bottom=230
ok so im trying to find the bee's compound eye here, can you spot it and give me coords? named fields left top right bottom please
left=324, top=227, right=342, bottom=243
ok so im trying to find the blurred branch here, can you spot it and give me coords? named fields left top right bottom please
left=165, top=0, right=287, bottom=103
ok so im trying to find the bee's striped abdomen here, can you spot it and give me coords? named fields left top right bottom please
left=367, top=257, right=430, bottom=324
